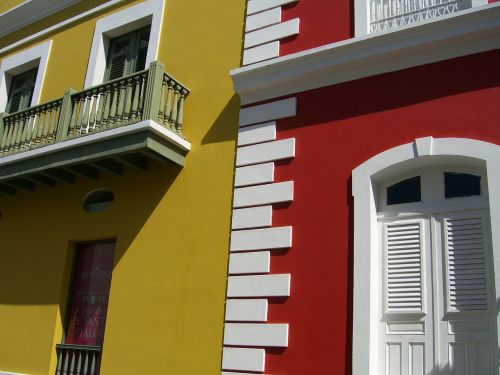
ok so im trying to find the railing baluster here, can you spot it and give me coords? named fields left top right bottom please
left=116, top=81, right=126, bottom=125
left=95, top=92, right=105, bottom=130
left=164, top=78, right=173, bottom=127
left=102, top=86, right=112, bottom=128
left=13, top=115, right=24, bottom=151
left=90, top=351, right=96, bottom=375
left=56, top=348, right=63, bottom=375
left=75, top=349, right=82, bottom=375
left=62, top=348, right=70, bottom=375
left=109, top=83, right=119, bottom=128
left=81, top=95, right=92, bottom=134
left=89, top=91, right=99, bottom=131
left=130, top=77, right=140, bottom=120
left=123, top=78, right=133, bottom=123
left=42, top=104, right=52, bottom=143
left=170, top=85, right=180, bottom=128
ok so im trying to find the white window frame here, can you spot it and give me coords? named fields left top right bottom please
left=353, top=0, right=488, bottom=36
left=84, top=0, right=164, bottom=88
left=351, top=136, right=500, bottom=375
left=0, top=40, right=52, bottom=112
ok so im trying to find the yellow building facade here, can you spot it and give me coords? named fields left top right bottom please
left=0, top=0, right=245, bottom=374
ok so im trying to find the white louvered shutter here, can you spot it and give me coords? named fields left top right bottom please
left=385, top=221, right=423, bottom=313
left=444, top=216, right=489, bottom=312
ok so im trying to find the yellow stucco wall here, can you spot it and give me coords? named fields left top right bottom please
left=0, top=0, right=245, bottom=374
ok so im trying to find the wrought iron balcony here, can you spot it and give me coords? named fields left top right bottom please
left=370, top=0, right=471, bottom=32
left=55, top=344, right=102, bottom=375
left=0, top=61, right=190, bottom=195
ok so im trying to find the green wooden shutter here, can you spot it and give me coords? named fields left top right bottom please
left=6, top=68, right=38, bottom=113
left=104, top=26, right=151, bottom=82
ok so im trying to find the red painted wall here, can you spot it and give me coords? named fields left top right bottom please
left=281, top=0, right=352, bottom=56
left=263, top=50, right=500, bottom=375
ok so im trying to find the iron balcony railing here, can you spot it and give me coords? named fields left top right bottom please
left=370, top=0, right=471, bottom=32
left=0, top=61, right=189, bottom=157
left=55, top=344, right=102, bottom=375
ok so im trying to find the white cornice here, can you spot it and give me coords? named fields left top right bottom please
left=0, top=0, right=124, bottom=56
left=231, top=3, right=500, bottom=105
left=0, top=0, right=85, bottom=38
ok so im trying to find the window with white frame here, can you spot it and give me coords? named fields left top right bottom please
left=376, top=166, right=496, bottom=374
left=0, top=40, right=52, bottom=113
left=351, top=138, right=500, bottom=375
left=84, top=0, right=164, bottom=88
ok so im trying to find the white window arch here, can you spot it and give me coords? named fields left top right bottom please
left=351, top=137, right=500, bottom=375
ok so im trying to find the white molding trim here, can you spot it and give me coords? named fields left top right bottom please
left=244, top=18, right=299, bottom=49
left=230, top=226, right=292, bottom=252
left=247, top=0, right=298, bottom=15
left=0, top=372, right=29, bottom=375
left=233, top=181, right=294, bottom=208
left=0, top=0, right=82, bottom=38
left=84, top=0, right=164, bottom=88
left=235, top=162, right=275, bottom=187
left=232, top=3, right=500, bottom=105
left=224, top=323, right=289, bottom=347
left=0, top=40, right=52, bottom=112
left=351, top=137, right=500, bottom=375
left=0, top=0, right=123, bottom=57
left=246, top=7, right=282, bottom=32
left=236, top=138, right=295, bottom=166
left=227, top=274, right=291, bottom=297
left=226, top=299, right=268, bottom=322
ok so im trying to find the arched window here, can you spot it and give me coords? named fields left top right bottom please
left=352, top=137, right=500, bottom=375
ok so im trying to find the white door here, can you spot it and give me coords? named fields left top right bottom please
left=379, top=210, right=497, bottom=375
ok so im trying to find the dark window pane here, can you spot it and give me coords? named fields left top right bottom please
left=444, top=172, right=481, bottom=198
left=387, top=176, right=421, bottom=205
left=65, top=242, right=115, bottom=346
left=83, top=189, right=114, bottom=212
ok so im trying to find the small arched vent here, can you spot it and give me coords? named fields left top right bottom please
left=444, top=172, right=481, bottom=198
left=83, top=189, right=114, bottom=213
left=387, top=176, right=421, bottom=205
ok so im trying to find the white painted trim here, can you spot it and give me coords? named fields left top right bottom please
left=243, top=41, right=280, bottom=65
left=237, top=121, right=276, bottom=146
left=235, top=162, right=275, bottom=187
left=0, top=372, right=29, bottom=375
left=0, top=119, right=190, bottom=168
left=225, top=299, right=268, bottom=322
left=84, top=0, right=164, bottom=88
left=0, top=40, right=52, bottom=112
left=236, top=138, right=295, bottom=167
left=227, top=274, right=291, bottom=297
left=0, top=0, right=82, bottom=38
left=230, top=226, right=292, bottom=252
left=239, top=97, right=296, bottom=127
left=222, top=347, right=266, bottom=372
left=224, top=323, right=289, bottom=347
left=244, top=18, right=300, bottom=48
left=232, top=206, right=272, bottom=229
left=0, top=0, right=123, bottom=57
left=233, top=181, right=294, bottom=208
left=231, top=3, right=500, bottom=105
left=246, top=7, right=282, bottom=32
left=247, top=0, right=298, bottom=15
left=351, top=137, right=500, bottom=375
left=222, top=372, right=268, bottom=375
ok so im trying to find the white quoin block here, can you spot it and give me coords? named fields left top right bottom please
left=222, top=372, right=269, bottom=375
left=236, top=138, right=295, bottom=166
left=224, top=323, right=289, bottom=347
left=234, top=163, right=274, bottom=187
left=245, top=18, right=300, bottom=48
left=246, top=7, right=281, bottom=32
left=225, top=299, right=268, bottom=322
left=247, top=0, right=298, bottom=15
left=229, top=251, right=271, bottom=274
left=239, top=97, right=296, bottom=127
left=233, top=181, right=294, bottom=208
left=237, top=121, right=276, bottom=146
left=232, top=206, right=272, bottom=229
left=231, top=226, right=292, bottom=252
left=243, top=41, right=280, bottom=65
left=227, top=274, right=291, bottom=297
left=222, top=347, right=265, bottom=372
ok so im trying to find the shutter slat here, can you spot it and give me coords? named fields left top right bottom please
left=446, top=217, right=488, bottom=312
left=386, top=222, right=423, bottom=312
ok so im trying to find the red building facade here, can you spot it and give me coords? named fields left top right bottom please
left=222, top=1, right=500, bottom=374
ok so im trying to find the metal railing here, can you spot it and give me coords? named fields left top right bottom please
left=370, top=0, right=471, bottom=32
left=0, top=61, right=189, bottom=157
left=55, top=344, right=102, bottom=375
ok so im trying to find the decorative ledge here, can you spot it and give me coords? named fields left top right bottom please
left=231, top=2, right=500, bottom=104
left=0, top=0, right=82, bottom=38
